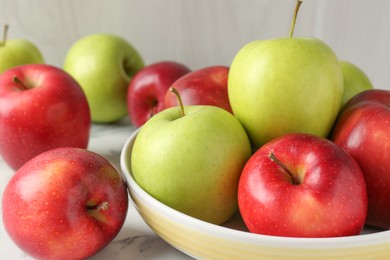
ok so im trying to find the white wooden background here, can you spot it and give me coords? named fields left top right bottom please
left=0, top=0, right=389, bottom=90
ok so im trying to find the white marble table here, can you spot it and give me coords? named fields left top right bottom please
left=0, top=118, right=193, bottom=260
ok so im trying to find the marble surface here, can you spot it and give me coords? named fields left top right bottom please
left=0, top=118, right=192, bottom=260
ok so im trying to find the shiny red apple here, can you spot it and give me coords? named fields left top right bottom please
left=2, top=147, right=129, bottom=259
left=238, top=133, right=367, bottom=238
left=331, top=89, right=390, bottom=229
left=163, top=65, right=232, bottom=113
left=0, top=64, right=91, bottom=170
left=127, top=61, right=190, bottom=127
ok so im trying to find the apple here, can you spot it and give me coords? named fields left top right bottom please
left=340, top=60, right=373, bottom=106
left=0, top=64, right=91, bottom=170
left=130, top=88, right=251, bottom=225
left=63, top=33, right=144, bottom=123
left=2, top=147, right=129, bottom=259
left=228, top=0, right=343, bottom=150
left=0, top=24, right=44, bottom=74
left=330, top=89, right=390, bottom=229
left=163, top=65, right=232, bottom=113
left=127, top=61, right=191, bottom=127
left=238, top=133, right=368, bottom=238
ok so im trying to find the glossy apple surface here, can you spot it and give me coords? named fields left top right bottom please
left=2, top=147, right=128, bottom=259
left=340, top=61, right=373, bottom=106
left=238, top=133, right=367, bottom=237
left=0, top=26, right=44, bottom=73
left=163, top=65, right=232, bottom=113
left=228, top=38, right=343, bottom=150
left=331, top=89, right=390, bottom=229
left=130, top=105, right=251, bottom=225
left=0, top=64, right=91, bottom=170
left=64, top=33, right=144, bottom=123
left=127, top=61, right=190, bottom=127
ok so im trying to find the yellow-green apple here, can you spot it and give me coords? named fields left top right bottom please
left=127, top=61, right=190, bottom=127
left=238, top=133, right=367, bottom=237
left=331, top=89, right=390, bottom=229
left=228, top=1, right=343, bottom=149
left=2, top=147, right=128, bottom=259
left=340, top=60, right=373, bottom=106
left=130, top=90, right=251, bottom=224
left=0, top=25, right=44, bottom=73
left=63, top=33, right=144, bottom=123
left=163, top=65, right=232, bottom=113
left=0, top=64, right=91, bottom=170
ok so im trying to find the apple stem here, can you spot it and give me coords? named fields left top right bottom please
left=268, top=152, right=300, bottom=185
left=87, top=201, right=109, bottom=212
left=169, top=87, right=185, bottom=117
left=289, top=0, right=303, bottom=38
left=13, top=76, right=31, bottom=90
left=1, top=24, right=9, bottom=47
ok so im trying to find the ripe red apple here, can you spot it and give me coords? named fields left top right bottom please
left=0, top=64, right=91, bottom=170
left=238, top=133, right=367, bottom=238
left=163, top=65, right=232, bottom=113
left=330, top=89, right=390, bottom=229
left=2, top=147, right=129, bottom=259
left=127, top=61, right=190, bottom=127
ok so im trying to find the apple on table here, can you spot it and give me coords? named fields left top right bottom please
left=331, top=89, right=390, bottom=230
left=228, top=0, right=343, bottom=150
left=64, top=33, right=144, bottom=123
left=130, top=88, right=251, bottom=225
left=0, top=64, right=91, bottom=170
left=238, top=133, right=368, bottom=238
left=2, top=147, right=129, bottom=259
left=0, top=24, right=44, bottom=74
left=127, top=61, right=191, bottom=127
left=163, top=65, right=232, bottom=113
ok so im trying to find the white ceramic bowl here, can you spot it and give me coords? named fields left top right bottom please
left=120, top=130, right=390, bottom=259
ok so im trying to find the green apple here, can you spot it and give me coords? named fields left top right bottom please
left=63, top=33, right=144, bottom=123
left=0, top=25, right=44, bottom=74
left=340, top=60, right=373, bottom=106
left=130, top=91, right=251, bottom=225
left=228, top=1, right=343, bottom=149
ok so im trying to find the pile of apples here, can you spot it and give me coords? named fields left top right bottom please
left=0, top=0, right=389, bottom=259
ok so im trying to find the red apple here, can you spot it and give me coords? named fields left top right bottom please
left=2, top=147, right=129, bottom=259
left=331, top=89, right=390, bottom=229
left=163, top=65, right=232, bottom=113
left=127, top=61, right=190, bottom=127
left=0, top=64, right=91, bottom=170
left=238, top=133, right=367, bottom=238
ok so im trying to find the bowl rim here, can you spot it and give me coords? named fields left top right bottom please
left=120, top=129, right=390, bottom=250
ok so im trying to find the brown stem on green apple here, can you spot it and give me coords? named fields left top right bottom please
left=289, top=0, right=303, bottom=38
left=87, top=201, right=109, bottom=212
left=268, top=152, right=300, bottom=185
left=169, top=87, right=185, bottom=117
left=1, top=24, right=9, bottom=47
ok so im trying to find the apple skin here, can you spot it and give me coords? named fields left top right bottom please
left=2, top=147, right=128, bottom=259
left=130, top=105, right=251, bottom=225
left=64, top=33, right=144, bottom=123
left=163, top=65, right=232, bottom=113
left=0, top=38, right=44, bottom=74
left=127, top=61, right=191, bottom=127
left=238, top=133, right=367, bottom=238
left=228, top=38, right=343, bottom=150
left=340, top=61, right=373, bottom=106
left=330, top=89, right=390, bottom=229
left=0, top=64, right=91, bottom=170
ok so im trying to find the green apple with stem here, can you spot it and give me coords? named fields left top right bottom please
left=64, top=33, right=144, bottom=123
left=340, top=60, right=373, bottom=106
left=228, top=0, right=343, bottom=149
left=130, top=88, right=251, bottom=225
left=0, top=24, right=44, bottom=73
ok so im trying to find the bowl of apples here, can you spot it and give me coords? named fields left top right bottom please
left=121, top=128, right=390, bottom=260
